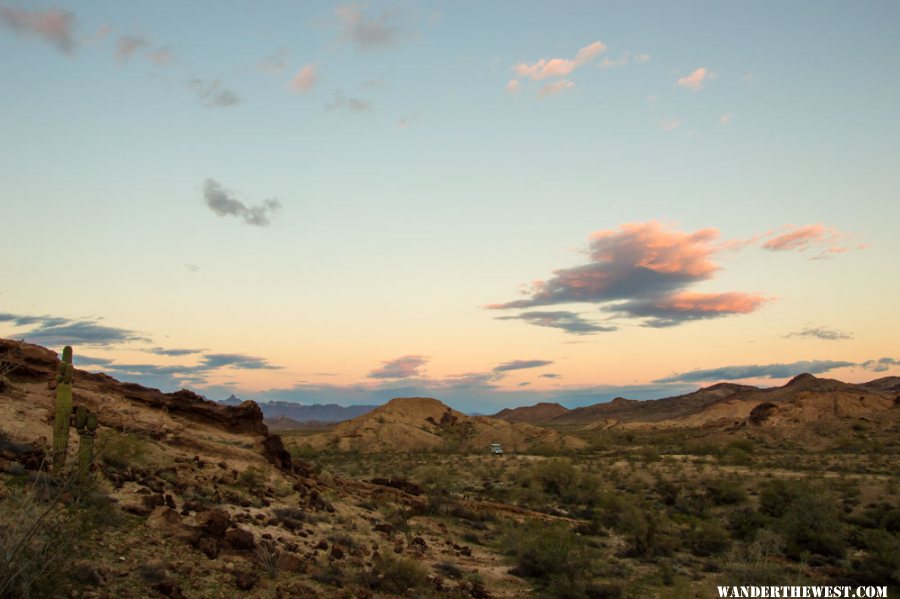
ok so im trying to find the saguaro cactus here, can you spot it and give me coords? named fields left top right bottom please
left=74, top=406, right=98, bottom=483
left=52, top=346, right=74, bottom=471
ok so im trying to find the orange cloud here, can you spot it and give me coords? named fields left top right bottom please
left=539, top=80, right=575, bottom=97
left=653, top=292, right=768, bottom=315
left=0, top=6, right=76, bottom=54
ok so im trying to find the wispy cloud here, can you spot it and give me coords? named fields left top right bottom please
left=600, top=52, right=630, bottom=69
left=655, top=359, right=856, bottom=383
left=719, top=113, right=732, bottom=125
left=186, top=78, right=241, bottom=108
left=115, top=34, right=148, bottom=62
left=784, top=326, right=853, bottom=341
left=677, top=67, right=712, bottom=91
left=336, top=3, right=404, bottom=51
left=660, top=118, right=681, bottom=131
left=505, top=79, right=520, bottom=94
left=201, top=353, right=279, bottom=370
left=258, top=48, right=289, bottom=75
left=489, top=221, right=767, bottom=331
left=860, top=357, right=900, bottom=373
left=762, top=224, right=855, bottom=259
left=143, top=346, right=205, bottom=357
left=0, top=313, right=147, bottom=347
left=539, top=80, right=575, bottom=97
left=325, top=89, right=372, bottom=113
left=148, top=47, right=174, bottom=66
left=0, top=6, right=76, bottom=54
left=634, top=53, right=651, bottom=64
left=493, top=359, right=553, bottom=373
left=514, top=41, right=606, bottom=80
left=287, top=64, right=318, bottom=93
left=202, top=179, right=281, bottom=227
left=495, top=311, right=617, bottom=335
left=368, top=355, right=429, bottom=379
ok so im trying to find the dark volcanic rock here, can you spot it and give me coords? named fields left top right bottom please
left=226, top=527, right=256, bottom=550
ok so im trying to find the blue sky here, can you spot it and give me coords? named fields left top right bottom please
left=1, top=1, right=898, bottom=412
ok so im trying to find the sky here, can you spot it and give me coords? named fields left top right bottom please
left=1, top=1, right=898, bottom=413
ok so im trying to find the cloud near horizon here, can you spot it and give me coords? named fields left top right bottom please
left=784, top=326, right=853, bottom=341
left=492, top=359, right=553, bottom=373
left=0, top=6, right=76, bottom=54
left=489, top=221, right=768, bottom=331
left=654, top=357, right=900, bottom=383
left=202, top=179, right=281, bottom=227
left=368, top=355, right=429, bottom=379
left=0, top=312, right=148, bottom=347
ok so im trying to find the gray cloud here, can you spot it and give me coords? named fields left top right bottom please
left=335, top=4, right=403, bottom=51
left=654, top=359, right=857, bottom=383
left=0, top=313, right=148, bottom=347
left=186, top=78, right=241, bottom=108
left=540, top=373, right=561, bottom=379
left=325, top=90, right=372, bottom=113
left=495, top=311, right=617, bottom=335
left=143, top=347, right=205, bottom=357
left=493, top=359, right=553, bottom=373
left=201, top=353, right=279, bottom=370
left=0, top=6, right=76, bottom=54
left=860, top=357, right=900, bottom=373
left=202, top=179, right=281, bottom=227
left=784, top=326, right=853, bottom=341
left=368, top=355, right=429, bottom=379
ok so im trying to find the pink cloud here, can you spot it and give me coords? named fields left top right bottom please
left=634, top=53, right=651, bottom=64
left=677, top=67, right=711, bottom=91
left=505, top=79, right=520, bottom=94
left=287, top=64, right=318, bottom=93
left=0, top=6, right=76, bottom=54
left=514, top=40, right=606, bottom=80
left=653, top=291, right=768, bottom=315
left=539, top=80, right=575, bottom=97
left=600, top=53, right=630, bottom=69
left=763, top=224, right=840, bottom=252
left=489, top=221, right=769, bottom=330
left=660, top=118, right=681, bottom=131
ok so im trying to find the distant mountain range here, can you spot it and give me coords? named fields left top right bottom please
left=218, top=395, right=376, bottom=423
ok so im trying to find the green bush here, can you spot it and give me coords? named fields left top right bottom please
left=503, top=520, right=592, bottom=582
left=368, top=553, right=429, bottom=594
left=781, top=488, right=845, bottom=559
left=685, top=520, right=731, bottom=557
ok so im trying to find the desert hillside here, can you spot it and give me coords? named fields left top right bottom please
left=548, top=374, right=899, bottom=434
left=492, top=402, right=569, bottom=423
left=303, top=397, right=587, bottom=453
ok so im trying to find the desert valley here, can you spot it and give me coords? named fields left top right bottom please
left=1, top=338, right=898, bottom=598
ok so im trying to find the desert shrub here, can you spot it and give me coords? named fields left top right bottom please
left=593, top=492, right=629, bottom=529
left=237, top=466, right=266, bottom=489
left=618, top=504, right=678, bottom=559
left=366, top=553, right=428, bottom=594
left=674, top=488, right=712, bottom=517
left=758, top=479, right=803, bottom=518
left=98, top=431, right=152, bottom=469
left=850, top=529, right=900, bottom=587
left=503, top=520, right=592, bottom=582
left=728, top=507, right=767, bottom=541
left=780, top=488, right=845, bottom=559
left=0, top=476, right=117, bottom=598
left=704, top=479, right=746, bottom=506
left=311, top=558, right=347, bottom=587
left=685, top=520, right=731, bottom=557
left=433, top=561, right=463, bottom=580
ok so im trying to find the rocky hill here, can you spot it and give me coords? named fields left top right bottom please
left=548, top=374, right=899, bottom=433
left=303, top=397, right=587, bottom=453
left=0, top=339, right=536, bottom=597
left=492, top=402, right=569, bottom=424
